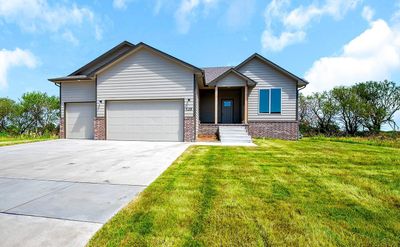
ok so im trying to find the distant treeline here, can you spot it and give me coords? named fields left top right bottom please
left=0, top=92, right=59, bottom=136
left=300, top=80, right=400, bottom=136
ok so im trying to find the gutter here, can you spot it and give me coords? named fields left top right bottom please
left=298, top=85, right=306, bottom=91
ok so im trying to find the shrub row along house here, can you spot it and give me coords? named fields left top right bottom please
left=49, top=41, right=308, bottom=142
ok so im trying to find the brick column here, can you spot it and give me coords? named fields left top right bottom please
left=59, top=117, right=65, bottom=139
left=94, top=117, right=106, bottom=140
left=184, top=117, right=195, bottom=142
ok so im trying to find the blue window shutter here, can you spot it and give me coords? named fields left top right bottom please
left=271, top=88, right=281, bottom=113
left=259, top=89, right=269, bottom=113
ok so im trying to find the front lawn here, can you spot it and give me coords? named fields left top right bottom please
left=0, top=135, right=56, bottom=147
left=88, top=138, right=400, bottom=246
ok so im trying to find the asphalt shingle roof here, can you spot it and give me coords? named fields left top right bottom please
left=203, top=66, right=232, bottom=85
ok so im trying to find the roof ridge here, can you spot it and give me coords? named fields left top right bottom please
left=69, top=41, right=136, bottom=76
left=202, top=66, right=233, bottom=68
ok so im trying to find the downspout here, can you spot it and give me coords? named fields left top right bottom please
left=193, top=74, right=197, bottom=141
left=95, top=75, right=98, bottom=118
left=297, top=83, right=306, bottom=121
left=54, top=82, right=62, bottom=138
left=296, top=82, right=299, bottom=122
left=297, top=82, right=306, bottom=139
left=53, top=82, right=61, bottom=116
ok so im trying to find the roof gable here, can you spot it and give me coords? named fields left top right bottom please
left=208, top=68, right=257, bottom=86
left=70, top=41, right=135, bottom=76
left=96, top=42, right=203, bottom=76
left=235, top=53, right=309, bottom=87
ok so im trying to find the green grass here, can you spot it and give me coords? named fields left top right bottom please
left=88, top=137, right=400, bottom=246
left=309, top=134, right=400, bottom=148
left=0, top=135, right=56, bottom=146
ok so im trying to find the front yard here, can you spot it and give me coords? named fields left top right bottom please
left=88, top=137, right=400, bottom=246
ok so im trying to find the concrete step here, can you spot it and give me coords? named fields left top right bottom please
left=219, top=127, right=247, bottom=130
left=219, top=133, right=250, bottom=138
left=220, top=137, right=252, bottom=143
left=218, top=125, right=252, bottom=144
left=219, top=130, right=248, bottom=134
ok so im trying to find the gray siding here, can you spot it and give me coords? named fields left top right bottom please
left=238, top=58, right=297, bottom=121
left=215, top=73, right=246, bottom=87
left=60, top=81, right=95, bottom=115
left=97, top=48, right=194, bottom=117
left=78, top=45, right=133, bottom=75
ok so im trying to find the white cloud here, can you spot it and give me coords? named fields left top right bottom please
left=304, top=19, right=400, bottom=94
left=113, top=0, right=126, bottom=9
left=262, top=0, right=361, bottom=52
left=174, top=0, right=218, bottom=33
left=0, top=0, right=101, bottom=43
left=393, top=1, right=400, bottom=23
left=262, top=30, right=305, bottom=52
left=62, top=30, right=79, bottom=46
left=95, top=24, right=103, bottom=41
left=362, top=6, right=374, bottom=22
left=175, top=0, right=201, bottom=33
left=223, top=0, right=256, bottom=30
left=0, top=48, right=37, bottom=89
left=156, top=0, right=254, bottom=34
left=154, top=0, right=165, bottom=14
left=113, top=0, right=134, bottom=10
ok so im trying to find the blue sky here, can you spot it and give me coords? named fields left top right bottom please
left=0, top=0, right=399, bottom=126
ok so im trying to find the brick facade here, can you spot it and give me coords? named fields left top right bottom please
left=198, top=124, right=219, bottom=136
left=94, top=117, right=106, bottom=140
left=184, top=117, right=195, bottom=142
left=198, top=124, right=250, bottom=139
left=248, top=121, right=299, bottom=140
left=59, top=117, right=65, bottom=139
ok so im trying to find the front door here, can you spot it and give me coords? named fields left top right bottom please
left=221, top=99, right=234, bottom=123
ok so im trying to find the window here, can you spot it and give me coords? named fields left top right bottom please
left=259, top=89, right=269, bottom=113
left=223, top=101, right=232, bottom=107
left=259, top=88, right=281, bottom=113
left=271, top=88, right=281, bottom=113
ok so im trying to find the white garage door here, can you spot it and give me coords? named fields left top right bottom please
left=65, top=102, right=95, bottom=139
left=106, top=100, right=183, bottom=141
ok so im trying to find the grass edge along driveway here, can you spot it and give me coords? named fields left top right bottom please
left=88, top=138, right=400, bottom=246
left=0, top=136, right=56, bottom=147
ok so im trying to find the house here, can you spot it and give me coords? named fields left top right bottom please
left=49, top=41, right=308, bottom=142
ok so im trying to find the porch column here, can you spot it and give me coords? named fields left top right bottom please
left=214, top=86, right=218, bottom=124
left=244, top=84, right=248, bottom=124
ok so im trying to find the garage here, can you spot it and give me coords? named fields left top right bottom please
left=65, top=102, right=95, bottom=139
left=106, top=100, right=183, bottom=141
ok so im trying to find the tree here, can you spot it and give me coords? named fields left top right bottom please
left=354, top=80, right=400, bottom=133
left=11, top=92, right=60, bottom=135
left=308, top=91, right=339, bottom=135
left=0, top=98, right=16, bottom=132
left=299, top=94, right=314, bottom=135
left=332, top=86, right=362, bottom=135
left=11, top=103, right=32, bottom=135
left=40, top=95, right=59, bottom=134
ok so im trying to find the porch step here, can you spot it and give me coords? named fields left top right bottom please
left=219, top=126, right=252, bottom=143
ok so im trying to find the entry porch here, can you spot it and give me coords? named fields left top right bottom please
left=199, top=86, right=249, bottom=125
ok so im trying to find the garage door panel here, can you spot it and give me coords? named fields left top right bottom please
left=66, top=103, right=95, bottom=139
left=106, top=100, right=183, bottom=141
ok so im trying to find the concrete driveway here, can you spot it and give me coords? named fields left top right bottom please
left=0, top=139, right=189, bottom=247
